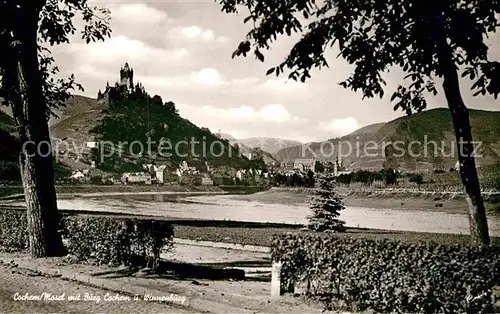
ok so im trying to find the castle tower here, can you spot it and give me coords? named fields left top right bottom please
left=119, top=62, right=134, bottom=89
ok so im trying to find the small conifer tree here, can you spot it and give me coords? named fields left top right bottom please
left=307, top=174, right=346, bottom=232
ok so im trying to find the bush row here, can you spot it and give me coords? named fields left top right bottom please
left=271, top=233, right=500, bottom=314
left=0, top=210, right=173, bottom=268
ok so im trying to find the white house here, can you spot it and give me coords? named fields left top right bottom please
left=155, top=165, right=168, bottom=184
left=293, top=159, right=316, bottom=172
left=86, top=141, right=98, bottom=148
left=70, top=170, right=85, bottom=180
left=142, top=163, right=155, bottom=173
left=180, top=161, right=189, bottom=172
left=122, top=172, right=152, bottom=185
left=236, top=170, right=243, bottom=180
left=174, top=169, right=182, bottom=178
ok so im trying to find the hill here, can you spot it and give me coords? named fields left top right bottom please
left=1, top=64, right=262, bottom=178
left=0, top=109, right=72, bottom=181
left=216, top=133, right=281, bottom=165
left=88, top=86, right=261, bottom=173
left=276, top=108, right=500, bottom=172
left=233, top=137, right=302, bottom=155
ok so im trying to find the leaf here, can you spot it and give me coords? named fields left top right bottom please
left=266, top=67, right=275, bottom=75
left=255, top=49, right=264, bottom=62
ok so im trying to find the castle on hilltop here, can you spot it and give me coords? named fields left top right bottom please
left=119, top=62, right=134, bottom=89
left=98, top=62, right=141, bottom=102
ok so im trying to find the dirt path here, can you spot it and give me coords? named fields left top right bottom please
left=0, top=263, right=192, bottom=313
left=162, top=243, right=269, bottom=264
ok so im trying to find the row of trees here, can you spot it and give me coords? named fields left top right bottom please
left=273, top=171, right=315, bottom=188
left=336, top=169, right=398, bottom=185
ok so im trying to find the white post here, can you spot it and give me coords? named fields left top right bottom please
left=271, top=261, right=282, bottom=297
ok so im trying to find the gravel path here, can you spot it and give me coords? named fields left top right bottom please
left=0, top=264, right=192, bottom=313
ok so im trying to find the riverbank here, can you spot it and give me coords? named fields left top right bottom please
left=227, top=188, right=500, bottom=215
left=173, top=224, right=500, bottom=247
left=273, top=186, right=500, bottom=200
left=0, top=184, right=271, bottom=200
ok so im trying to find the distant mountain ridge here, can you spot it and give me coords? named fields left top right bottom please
left=276, top=108, right=500, bottom=172
left=217, top=134, right=302, bottom=155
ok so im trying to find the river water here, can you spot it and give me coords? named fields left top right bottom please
left=5, top=192, right=500, bottom=236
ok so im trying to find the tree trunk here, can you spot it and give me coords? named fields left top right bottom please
left=3, top=4, right=66, bottom=257
left=438, top=43, right=490, bottom=246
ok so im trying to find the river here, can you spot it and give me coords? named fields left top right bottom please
left=4, top=191, right=500, bottom=236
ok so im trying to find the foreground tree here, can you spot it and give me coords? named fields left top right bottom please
left=0, top=0, right=110, bottom=257
left=307, top=174, right=346, bottom=232
left=220, top=0, right=500, bottom=245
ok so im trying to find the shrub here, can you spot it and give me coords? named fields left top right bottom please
left=271, top=233, right=500, bottom=314
left=495, top=178, right=500, bottom=191
left=61, top=216, right=174, bottom=267
left=0, top=210, right=28, bottom=252
left=0, top=211, right=174, bottom=269
left=384, top=168, right=397, bottom=185
left=409, top=173, right=424, bottom=185
left=307, top=175, right=345, bottom=232
left=89, top=175, right=102, bottom=185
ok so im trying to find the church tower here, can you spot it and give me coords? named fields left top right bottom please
left=119, top=62, right=134, bottom=89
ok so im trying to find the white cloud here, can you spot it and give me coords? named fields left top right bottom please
left=318, top=117, right=359, bottom=136
left=190, top=68, right=225, bottom=86
left=110, top=3, right=171, bottom=28
left=259, top=104, right=291, bottom=123
left=178, top=103, right=306, bottom=125
left=167, top=25, right=229, bottom=43
left=68, top=35, right=190, bottom=67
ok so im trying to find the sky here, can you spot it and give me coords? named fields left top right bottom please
left=51, top=0, right=500, bottom=143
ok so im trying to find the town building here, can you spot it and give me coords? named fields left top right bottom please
left=293, top=159, right=316, bottom=172
left=201, top=177, right=214, bottom=186
left=70, top=170, right=85, bottom=181
left=121, top=172, right=152, bottom=185
left=119, top=62, right=134, bottom=89
left=97, top=62, right=139, bottom=103
left=280, top=161, right=294, bottom=170
left=155, top=165, right=168, bottom=184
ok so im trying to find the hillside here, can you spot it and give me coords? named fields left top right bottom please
left=276, top=108, right=500, bottom=172
left=217, top=133, right=280, bottom=164
left=80, top=76, right=263, bottom=173
left=0, top=107, right=72, bottom=181
left=234, top=137, right=302, bottom=155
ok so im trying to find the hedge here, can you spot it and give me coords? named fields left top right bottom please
left=0, top=210, right=173, bottom=268
left=271, top=233, right=500, bottom=313
left=0, top=210, right=27, bottom=252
